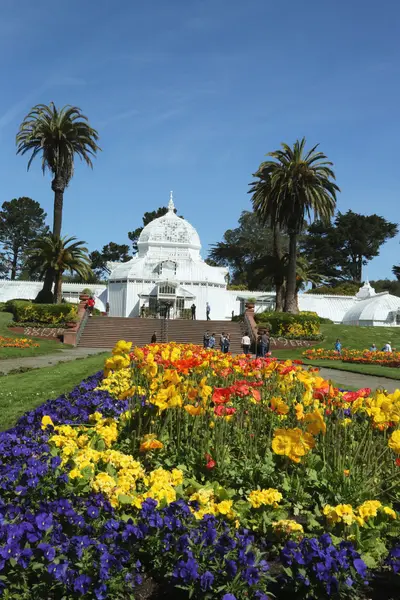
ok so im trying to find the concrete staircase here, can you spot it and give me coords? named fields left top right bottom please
left=78, top=317, right=245, bottom=353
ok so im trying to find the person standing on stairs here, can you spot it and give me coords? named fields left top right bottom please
left=206, top=302, right=211, bottom=320
left=151, top=331, right=157, bottom=344
left=241, top=332, right=251, bottom=355
left=203, top=330, right=210, bottom=348
left=191, top=303, right=196, bottom=320
left=208, top=333, right=216, bottom=349
left=223, top=333, right=230, bottom=353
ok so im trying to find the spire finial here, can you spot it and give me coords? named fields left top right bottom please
left=168, top=190, right=175, bottom=212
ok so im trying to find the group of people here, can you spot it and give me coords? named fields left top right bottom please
left=335, top=339, right=393, bottom=353
left=203, top=331, right=231, bottom=352
left=191, top=303, right=211, bottom=321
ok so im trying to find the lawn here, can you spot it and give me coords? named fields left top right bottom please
left=0, top=311, right=69, bottom=359
left=0, top=352, right=107, bottom=431
left=273, top=323, right=400, bottom=379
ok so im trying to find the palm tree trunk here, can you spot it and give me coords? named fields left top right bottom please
left=272, top=225, right=285, bottom=312
left=54, top=271, right=63, bottom=304
left=35, top=268, right=55, bottom=303
left=51, top=176, right=66, bottom=238
left=284, top=232, right=298, bottom=314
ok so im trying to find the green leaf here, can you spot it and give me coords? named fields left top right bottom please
left=118, top=494, right=134, bottom=505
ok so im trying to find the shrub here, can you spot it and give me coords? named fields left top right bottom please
left=6, top=300, right=78, bottom=325
left=81, top=287, right=92, bottom=295
left=255, top=311, right=321, bottom=338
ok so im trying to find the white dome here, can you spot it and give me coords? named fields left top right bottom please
left=137, top=194, right=201, bottom=257
left=342, top=292, right=400, bottom=326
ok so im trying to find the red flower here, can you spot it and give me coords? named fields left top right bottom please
left=214, top=405, right=236, bottom=417
left=396, top=458, right=400, bottom=467
left=204, top=453, right=212, bottom=462
left=206, top=459, right=216, bottom=470
left=212, top=388, right=232, bottom=405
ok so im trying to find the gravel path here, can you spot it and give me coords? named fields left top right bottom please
left=0, top=348, right=111, bottom=375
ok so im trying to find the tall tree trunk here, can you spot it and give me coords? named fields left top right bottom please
left=275, top=283, right=285, bottom=312
left=35, top=268, right=55, bottom=303
left=51, top=176, right=66, bottom=238
left=272, top=225, right=285, bottom=312
left=54, top=271, right=63, bottom=304
left=11, top=248, right=18, bottom=280
left=284, top=232, right=298, bottom=314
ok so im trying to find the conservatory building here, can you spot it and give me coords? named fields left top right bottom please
left=107, top=194, right=238, bottom=319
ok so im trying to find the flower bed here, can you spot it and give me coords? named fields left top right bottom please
left=0, top=335, right=39, bottom=348
left=1, top=343, right=400, bottom=598
left=303, top=348, right=400, bottom=368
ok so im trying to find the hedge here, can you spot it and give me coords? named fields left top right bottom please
left=254, top=311, right=321, bottom=338
left=5, top=300, right=78, bottom=325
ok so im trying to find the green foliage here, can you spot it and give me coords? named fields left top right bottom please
left=89, top=242, right=131, bottom=278
left=307, top=282, right=360, bottom=296
left=16, top=103, right=100, bottom=187
left=255, top=310, right=321, bottom=338
left=302, top=212, right=398, bottom=284
left=29, top=235, right=92, bottom=304
left=209, top=210, right=283, bottom=290
left=370, top=279, right=400, bottom=298
left=250, top=138, right=339, bottom=313
left=6, top=300, right=77, bottom=325
left=0, top=197, right=49, bottom=280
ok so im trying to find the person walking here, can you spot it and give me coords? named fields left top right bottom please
left=206, top=302, right=211, bottom=321
left=141, top=304, right=146, bottom=318
left=256, top=334, right=262, bottom=358
left=203, top=330, right=210, bottom=349
left=334, top=338, right=342, bottom=353
left=241, top=332, right=251, bottom=355
left=106, top=301, right=110, bottom=316
left=261, top=330, right=270, bottom=357
left=219, top=332, right=225, bottom=351
left=86, top=296, right=95, bottom=317
left=191, top=303, right=196, bottom=320
left=223, top=333, right=230, bottom=353
left=151, top=331, right=157, bottom=344
left=208, top=333, right=216, bottom=349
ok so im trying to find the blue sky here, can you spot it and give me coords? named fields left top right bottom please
left=0, top=0, right=399, bottom=280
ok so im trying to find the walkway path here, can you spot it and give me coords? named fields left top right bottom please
left=318, top=367, right=400, bottom=393
left=0, top=348, right=111, bottom=375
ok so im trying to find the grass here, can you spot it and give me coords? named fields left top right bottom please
left=0, top=312, right=69, bottom=359
left=273, top=323, right=400, bottom=380
left=0, top=353, right=108, bottom=431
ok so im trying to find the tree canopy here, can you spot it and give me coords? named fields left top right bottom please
left=208, top=210, right=283, bottom=290
left=16, top=102, right=100, bottom=238
left=302, top=211, right=398, bottom=283
left=30, top=235, right=92, bottom=303
left=250, top=138, right=339, bottom=312
left=0, top=197, right=49, bottom=279
left=89, top=242, right=132, bottom=279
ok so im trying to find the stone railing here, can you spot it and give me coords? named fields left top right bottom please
left=63, top=300, right=89, bottom=346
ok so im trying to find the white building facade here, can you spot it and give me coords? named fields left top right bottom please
left=1, top=195, right=400, bottom=327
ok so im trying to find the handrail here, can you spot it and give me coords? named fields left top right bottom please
left=244, top=310, right=258, bottom=345
left=75, top=308, right=90, bottom=347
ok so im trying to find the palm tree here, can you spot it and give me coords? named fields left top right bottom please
left=250, top=138, right=339, bottom=313
left=16, top=103, right=100, bottom=239
left=29, top=235, right=92, bottom=304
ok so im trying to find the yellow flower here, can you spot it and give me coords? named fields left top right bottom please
left=295, top=404, right=305, bottom=421
left=272, top=519, right=303, bottom=535
left=388, top=430, right=400, bottom=454
left=304, top=408, right=326, bottom=436
left=357, top=500, right=382, bottom=520
left=383, top=506, right=397, bottom=519
left=323, top=504, right=355, bottom=525
left=248, top=488, right=283, bottom=509
left=139, top=434, right=164, bottom=452
left=184, top=405, right=204, bottom=416
left=41, top=415, right=54, bottom=430
left=343, top=469, right=350, bottom=477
